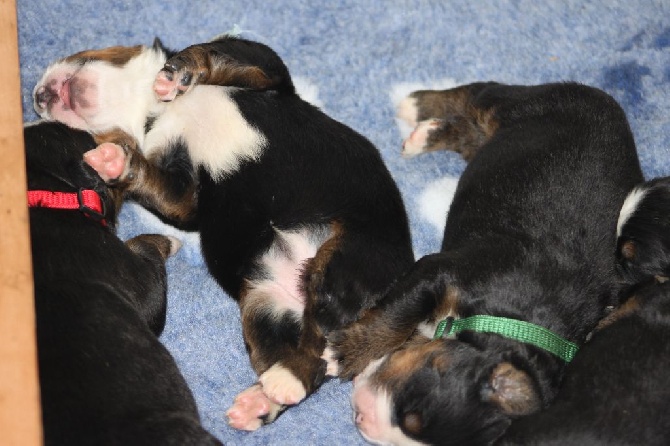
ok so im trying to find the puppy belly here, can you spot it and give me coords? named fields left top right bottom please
left=247, top=225, right=332, bottom=315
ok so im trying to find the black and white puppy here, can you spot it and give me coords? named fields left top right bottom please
left=328, top=82, right=644, bottom=445
left=33, top=36, right=415, bottom=430
left=26, top=121, right=220, bottom=445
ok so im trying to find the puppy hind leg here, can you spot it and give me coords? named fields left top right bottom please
left=399, top=83, right=500, bottom=161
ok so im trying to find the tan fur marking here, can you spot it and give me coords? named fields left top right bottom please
left=65, top=45, right=144, bottom=67
left=93, top=129, right=198, bottom=224
left=435, top=285, right=460, bottom=320
left=593, top=295, right=641, bottom=332
left=620, top=240, right=636, bottom=261
left=401, top=412, right=423, bottom=436
left=169, top=46, right=274, bottom=90
left=371, top=340, right=447, bottom=388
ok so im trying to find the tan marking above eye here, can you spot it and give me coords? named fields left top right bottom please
left=620, top=240, right=636, bottom=260
left=401, top=412, right=423, bottom=436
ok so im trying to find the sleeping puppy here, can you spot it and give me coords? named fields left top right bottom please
left=26, top=121, right=221, bottom=445
left=328, top=82, right=644, bottom=445
left=33, top=36, right=415, bottom=430
left=615, top=176, right=670, bottom=285
left=497, top=192, right=670, bottom=445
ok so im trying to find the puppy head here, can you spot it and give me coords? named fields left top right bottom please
left=616, top=178, right=670, bottom=284
left=24, top=121, right=121, bottom=224
left=351, top=338, right=541, bottom=446
left=33, top=39, right=169, bottom=141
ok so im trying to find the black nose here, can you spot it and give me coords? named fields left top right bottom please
left=34, top=86, right=56, bottom=109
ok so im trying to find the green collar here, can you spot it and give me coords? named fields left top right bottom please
left=433, top=315, right=579, bottom=362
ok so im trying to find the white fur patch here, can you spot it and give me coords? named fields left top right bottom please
left=418, top=175, right=460, bottom=234
left=293, top=76, right=324, bottom=109
left=259, top=363, right=307, bottom=405
left=143, top=85, right=267, bottom=178
left=35, top=47, right=167, bottom=142
left=390, top=78, right=460, bottom=145
left=246, top=225, right=331, bottom=317
left=352, top=357, right=427, bottom=446
left=617, top=186, right=648, bottom=236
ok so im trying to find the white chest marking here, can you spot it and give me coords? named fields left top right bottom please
left=143, top=85, right=267, bottom=178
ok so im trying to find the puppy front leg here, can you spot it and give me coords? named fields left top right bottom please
left=154, top=40, right=288, bottom=101
left=124, top=234, right=181, bottom=335
left=328, top=252, right=455, bottom=379
left=86, top=130, right=199, bottom=229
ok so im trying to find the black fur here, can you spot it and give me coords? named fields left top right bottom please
left=330, top=82, right=644, bottom=445
left=498, top=281, right=670, bottom=446
left=27, top=121, right=220, bottom=445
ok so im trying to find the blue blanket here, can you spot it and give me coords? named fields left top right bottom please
left=18, top=1, right=670, bottom=444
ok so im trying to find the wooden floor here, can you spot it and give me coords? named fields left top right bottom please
left=0, top=0, right=43, bottom=444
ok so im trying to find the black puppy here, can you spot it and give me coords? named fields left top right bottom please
left=498, top=280, right=670, bottom=446
left=498, top=176, right=670, bottom=445
left=329, top=82, right=643, bottom=445
left=26, top=121, right=220, bottom=445
left=34, top=36, right=415, bottom=429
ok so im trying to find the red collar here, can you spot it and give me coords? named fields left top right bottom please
left=27, top=189, right=107, bottom=226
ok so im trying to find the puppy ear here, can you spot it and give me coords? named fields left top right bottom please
left=482, top=362, right=541, bottom=416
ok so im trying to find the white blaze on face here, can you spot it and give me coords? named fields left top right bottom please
left=351, top=357, right=427, bottom=446
left=617, top=186, right=648, bottom=236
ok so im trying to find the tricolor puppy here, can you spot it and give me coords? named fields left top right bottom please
left=26, top=121, right=220, bottom=445
left=329, top=82, right=644, bottom=445
left=498, top=194, right=670, bottom=444
left=33, top=36, right=415, bottom=430
left=616, top=176, right=670, bottom=285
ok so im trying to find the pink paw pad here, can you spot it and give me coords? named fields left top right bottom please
left=226, top=384, right=273, bottom=431
left=402, top=118, right=442, bottom=158
left=83, top=143, right=127, bottom=181
left=154, top=71, right=179, bottom=102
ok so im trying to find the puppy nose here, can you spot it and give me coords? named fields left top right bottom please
left=34, top=86, right=55, bottom=109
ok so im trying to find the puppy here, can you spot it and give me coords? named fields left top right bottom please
left=498, top=279, right=670, bottom=446
left=328, top=82, right=644, bottom=445
left=616, top=176, right=670, bottom=285
left=26, top=121, right=221, bottom=445
left=33, top=36, right=415, bottom=430
left=497, top=177, right=670, bottom=445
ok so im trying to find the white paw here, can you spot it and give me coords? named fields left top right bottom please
left=402, top=118, right=443, bottom=158
left=321, top=346, right=340, bottom=377
left=259, top=363, right=307, bottom=405
left=396, top=96, right=419, bottom=128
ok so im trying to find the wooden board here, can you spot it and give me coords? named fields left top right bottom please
left=0, top=0, right=43, bottom=444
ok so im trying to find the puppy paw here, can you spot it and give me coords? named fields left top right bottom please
left=402, top=119, right=443, bottom=158
left=226, top=384, right=282, bottom=431
left=83, top=143, right=128, bottom=182
left=396, top=95, right=419, bottom=128
left=154, top=57, right=206, bottom=101
left=258, top=363, right=307, bottom=406
left=321, top=346, right=340, bottom=377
